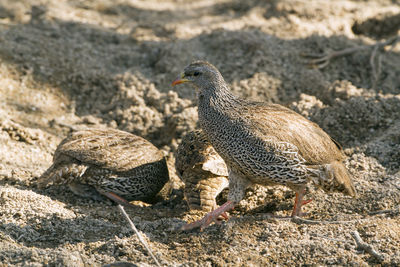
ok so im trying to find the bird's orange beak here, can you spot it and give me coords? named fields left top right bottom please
left=171, top=73, right=190, bottom=86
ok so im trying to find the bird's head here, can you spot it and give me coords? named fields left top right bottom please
left=171, top=61, right=224, bottom=90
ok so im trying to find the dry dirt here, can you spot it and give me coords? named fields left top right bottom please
left=0, top=0, right=399, bottom=266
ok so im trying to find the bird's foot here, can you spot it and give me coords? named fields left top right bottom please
left=292, top=199, right=312, bottom=217
left=291, top=198, right=313, bottom=217
left=291, top=189, right=313, bottom=217
left=181, top=201, right=234, bottom=231
left=295, top=198, right=313, bottom=217
left=220, top=211, right=229, bottom=220
left=301, top=199, right=312, bottom=206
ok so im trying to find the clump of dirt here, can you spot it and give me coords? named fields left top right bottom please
left=0, top=0, right=399, bottom=266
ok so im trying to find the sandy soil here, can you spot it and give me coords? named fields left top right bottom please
left=0, top=0, right=399, bottom=266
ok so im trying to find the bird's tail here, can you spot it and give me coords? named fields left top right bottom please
left=37, top=163, right=87, bottom=188
left=325, top=161, right=357, bottom=198
left=36, top=163, right=60, bottom=188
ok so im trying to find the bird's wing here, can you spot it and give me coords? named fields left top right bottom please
left=223, top=129, right=310, bottom=185
left=244, top=103, right=345, bottom=165
left=55, top=129, right=163, bottom=172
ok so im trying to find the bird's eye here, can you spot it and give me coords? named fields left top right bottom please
left=193, top=71, right=200, bottom=76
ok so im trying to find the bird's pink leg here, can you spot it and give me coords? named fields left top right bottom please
left=101, top=191, right=137, bottom=208
left=291, top=188, right=312, bottom=217
left=220, top=212, right=229, bottom=220
left=182, top=201, right=235, bottom=231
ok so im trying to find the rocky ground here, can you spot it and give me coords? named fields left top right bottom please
left=0, top=0, right=399, bottom=266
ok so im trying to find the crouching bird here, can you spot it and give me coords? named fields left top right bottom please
left=37, top=128, right=169, bottom=206
left=175, top=129, right=229, bottom=212
left=172, top=61, right=356, bottom=231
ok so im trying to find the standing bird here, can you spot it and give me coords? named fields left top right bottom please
left=38, top=128, right=169, bottom=206
left=175, top=130, right=229, bottom=212
left=172, top=61, right=356, bottom=230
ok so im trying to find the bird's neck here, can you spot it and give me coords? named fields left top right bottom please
left=198, top=83, right=244, bottom=140
left=198, top=83, right=240, bottom=113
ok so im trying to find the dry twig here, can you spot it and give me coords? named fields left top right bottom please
left=368, top=205, right=400, bottom=216
left=302, top=46, right=369, bottom=69
left=302, top=35, right=400, bottom=88
left=117, top=205, right=162, bottom=267
left=351, top=231, right=384, bottom=262
left=291, top=216, right=359, bottom=225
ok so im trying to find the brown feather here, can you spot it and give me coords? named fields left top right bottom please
left=38, top=128, right=169, bottom=202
